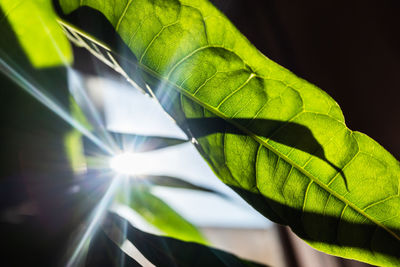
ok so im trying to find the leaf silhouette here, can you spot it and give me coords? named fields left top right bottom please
left=140, top=175, right=229, bottom=198
left=104, top=212, right=268, bottom=267
left=109, top=132, right=187, bottom=153
left=86, top=229, right=141, bottom=267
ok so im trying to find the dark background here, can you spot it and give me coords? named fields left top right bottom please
left=212, top=0, right=400, bottom=159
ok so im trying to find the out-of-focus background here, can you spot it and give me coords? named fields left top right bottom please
left=1, top=0, right=399, bottom=266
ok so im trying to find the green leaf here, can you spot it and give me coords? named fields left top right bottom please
left=64, top=129, right=86, bottom=173
left=58, top=0, right=400, bottom=265
left=0, top=0, right=72, bottom=67
left=116, top=184, right=207, bottom=245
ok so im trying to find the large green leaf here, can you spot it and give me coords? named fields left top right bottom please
left=58, top=0, right=400, bottom=265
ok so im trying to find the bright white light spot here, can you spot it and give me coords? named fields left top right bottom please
left=110, top=152, right=153, bottom=176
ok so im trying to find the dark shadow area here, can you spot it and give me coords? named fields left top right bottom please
left=186, top=117, right=348, bottom=190
left=229, top=186, right=400, bottom=262
left=0, top=78, right=111, bottom=263
left=211, top=0, right=400, bottom=159
left=53, top=2, right=121, bottom=53
left=0, top=6, right=113, bottom=266
left=104, top=212, right=268, bottom=267
left=86, top=229, right=141, bottom=267
left=53, top=2, right=149, bottom=92
left=211, top=0, right=296, bottom=71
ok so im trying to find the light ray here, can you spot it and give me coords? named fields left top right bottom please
left=110, top=152, right=155, bottom=176
left=37, top=14, right=70, bottom=66
left=66, top=175, right=122, bottom=267
left=67, top=69, right=120, bottom=153
left=119, top=176, right=131, bottom=267
left=0, top=58, right=114, bottom=155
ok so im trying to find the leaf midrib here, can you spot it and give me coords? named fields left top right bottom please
left=131, top=52, right=400, bottom=242
left=173, top=81, right=400, bottom=241
left=58, top=18, right=399, bottom=242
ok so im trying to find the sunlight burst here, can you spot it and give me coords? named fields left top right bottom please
left=110, top=152, right=153, bottom=176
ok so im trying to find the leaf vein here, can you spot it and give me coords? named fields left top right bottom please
left=139, top=20, right=180, bottom=63
left=193, top=71, right=219, bottom=95
left=169, top=80, right=400, bottom=242
left=115, top=0, right=133, bottom=31
left=216, top=73, right=255, bottom=109
left=336, top=204, right=348, bottom=244
left=281, top=166, right=294, bottom=197
left=362, top=195, right=398, bottom=212
left=302, top=181, right=314, bottom=213
left=322, top=193, right=333, bottom=216
left=327, top=150, right=360, bottom=186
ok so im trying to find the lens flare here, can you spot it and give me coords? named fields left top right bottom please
left=110, top=152, right=153, bottom=176
left=66, top=175, right=122, bottom=267
left=0, top=58, right=114, bottom=155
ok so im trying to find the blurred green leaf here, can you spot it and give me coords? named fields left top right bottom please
left=64, top=96, right=94, bottom=173
left=116, top=184, right=207, bottom=245
left=64, top=129, right=86, bottom=173
left=69, top=95, right=94, bottom=131
left=0, top=0, right=72, bottom=67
